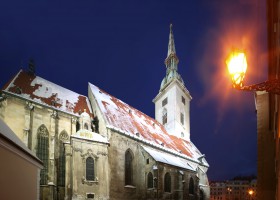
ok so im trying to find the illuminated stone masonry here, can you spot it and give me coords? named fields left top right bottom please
left=0, top=25, right=210, bottom=200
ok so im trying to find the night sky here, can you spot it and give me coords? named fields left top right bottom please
left=0, top=0, right=267, bottom=181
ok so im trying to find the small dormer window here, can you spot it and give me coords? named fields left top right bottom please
left=162, top=97, right=168, bottom=107
left=16, top=87, right=22, bottom=94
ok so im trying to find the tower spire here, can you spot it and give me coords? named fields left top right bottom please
left=167, top=24, right=176, bottom=56
left=165, top=24, right=179, bottom=71
left=160, top=24, right=184, bottom=91
left=153, top=24, right=192, bottom=141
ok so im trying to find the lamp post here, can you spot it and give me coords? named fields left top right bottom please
left=226, top=49, right=280, bottom=94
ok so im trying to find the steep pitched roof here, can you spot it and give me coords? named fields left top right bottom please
left=2, top=70, right=92, bottom=116
left=89, top=83, right=208, bottom=166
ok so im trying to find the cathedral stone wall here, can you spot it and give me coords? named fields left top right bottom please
left=0, top=94, right=110, bottom=200
left=107, top=128, right=208, bottom=200
left=107, top=129, right=146, bottom=200
left=71, top=138, right=109, bottom=200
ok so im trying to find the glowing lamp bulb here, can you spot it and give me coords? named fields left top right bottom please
left=248, top=190, right=254, bottom=195
left=226, top=51, right=247, bottom=88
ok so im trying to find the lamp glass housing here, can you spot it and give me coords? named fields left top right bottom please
left=226, top=51, right=247, bottom=88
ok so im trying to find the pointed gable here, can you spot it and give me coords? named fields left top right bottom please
left=2, top=70, right=92, bottom=116
left=89, top=83, right=208, bottom=166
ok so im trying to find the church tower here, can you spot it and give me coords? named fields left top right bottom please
left=153, top=24, right=192, bottom=141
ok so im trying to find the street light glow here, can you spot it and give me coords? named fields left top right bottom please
left=226, top=50, right=247, bottom=88
left=248, top=189, right=254, bottom=195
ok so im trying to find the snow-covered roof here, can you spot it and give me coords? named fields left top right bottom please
left=143, top=146, right=194, bottom=171
left=71, top=129, right=109, bottom=144
left=2, top=70, right=92, bottom=116
left=0, top=118, right=42, bottom=164
left=89, top=83, right=208, bottom=166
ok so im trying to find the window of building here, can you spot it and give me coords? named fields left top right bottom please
left=87, top=193, right=94, bottom=199
left=146, top=158, right=149, bottom=164
left=58, top=140, right=65, bottom=186
left=162, top=97, right=168, bottom=107
left=36, top=125, right=49, bottom=185
left=181, top=132, right=184, bottom=138
left=182, top=96, right=185, bottom=105
left=84, top=123, right=88, bottom=130
left=162, top=108, right=167, bottom=125
left=86, top=157, right=95, bottom=181
left=125, top=150, right=133, bottom=185
left=76, top=121, right=80, bottom=131
left=57, top=131, right=68, bottom=187
left=147, top=172, right=153, bottom=189
left=189, top=177, right=194, bottom=195
left=180, top=112, right=184, bottom=125
left=164, top=172, right=171, bottom=192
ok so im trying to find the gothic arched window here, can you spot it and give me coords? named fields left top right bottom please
left=164, top=172, right=171, bottom=192
left=125, top=149, right=133, bottom=185
left=189, top=177, right=195, bottom=195
left=57, top=130, right=68, bottom=187
left=162, top=108, right=167, bottom=125
left=147, top=172, right=153, bottom=188
left=86, top=157, right=95, bottom=181
left=36, top=125, right=49, bottom=185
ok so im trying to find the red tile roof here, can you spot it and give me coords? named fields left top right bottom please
left=2, top=70, right=92, bottom=116
left=89, top=83, right=208, bottom=165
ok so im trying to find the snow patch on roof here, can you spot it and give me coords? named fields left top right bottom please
left=143, top=146, right=195, bottom=171
left=3, top=70, right=92, bottom=116
left=71, top=129, right=109, bottom=144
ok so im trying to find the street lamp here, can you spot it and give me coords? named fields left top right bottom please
left=248, top=189, right=254, bottom=200
left=226, top=49, right=280, bottom=94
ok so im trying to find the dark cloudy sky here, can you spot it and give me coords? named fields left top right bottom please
left=0, top=0, right=267, bottom=181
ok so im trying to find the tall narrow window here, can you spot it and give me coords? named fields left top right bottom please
left=164, top=172, right=171, bottom=192
left=36, top=125, right=49, bottom=185
left=147, top=172, right=153, bottom=189
left=58, top=131, right=68, bottom=187
left=189, top=177, right=194, bottom=195
left=125, top=150, right=133, bottom=185
left=162, top=109, right=167, bottom=125
left=182, top=96, right=185, bottom=105
left=180, top=112, right=184, bottom=125
left=86, top=157, right=95, bottom=181
left=76, top=121, right=80, bottom=132
left=162, top=97, right=168, bottom=107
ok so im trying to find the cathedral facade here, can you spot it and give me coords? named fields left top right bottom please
left=0, top=25, right=210, bottom=200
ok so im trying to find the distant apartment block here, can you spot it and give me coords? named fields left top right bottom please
left=210, top=179, right=257, bottom=200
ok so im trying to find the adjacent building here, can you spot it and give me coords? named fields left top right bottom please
left=0, top=118, right=43, bottom=199
left=210, top=179, right=257, bottom=200
left=0, top=25, right=210, bottom=200
left=255, top=1, right=280, bottom=199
